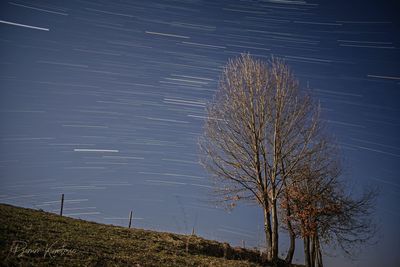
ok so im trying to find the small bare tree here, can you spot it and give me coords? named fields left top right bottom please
left=285, top=137, right=341, bottom=267
left=286, top=138, right=377, bottom=267
left=199, top=54, right=320, bottom=266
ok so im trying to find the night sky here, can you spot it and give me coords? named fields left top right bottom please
left=1, top=0, right=399, bottom=266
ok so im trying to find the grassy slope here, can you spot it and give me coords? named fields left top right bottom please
left=0, top=203, right=269, bottom=266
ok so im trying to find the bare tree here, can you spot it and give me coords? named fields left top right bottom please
left=285, top=137, right=341, bottom=267
left=199, top=54, right=320, bottom=266
left=286, top=138, right=377, bottom=267
left=322, top=185, right=377, bottom=259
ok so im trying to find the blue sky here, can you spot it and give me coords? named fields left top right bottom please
left=0, top=0, right=399, bottom=266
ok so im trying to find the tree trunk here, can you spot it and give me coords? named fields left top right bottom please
left=282, top=172, right=295, bottom=265
left=310, top=235, right=315, bottom=267
left=271, top=198, right=279, bottom=267
left=286, top=223, right=295, bottom=264
left=285, top=202, right=295, bottom=264
left=315, top=234, right=323, bottom=267
left=263, top=206, right=272, bottom=260
left=304, top=236, right=311, bottom=267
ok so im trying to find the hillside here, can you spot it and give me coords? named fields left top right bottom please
left=0, top=203, right=302, bottom=266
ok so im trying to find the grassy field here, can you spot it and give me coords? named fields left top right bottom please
left=0, top=203, right=303, bottom=266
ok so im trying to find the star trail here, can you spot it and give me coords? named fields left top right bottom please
left=0, top=0, right=399, bottom=266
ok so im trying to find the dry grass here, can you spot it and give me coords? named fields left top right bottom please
left=0, top=203, right=267, bottom=266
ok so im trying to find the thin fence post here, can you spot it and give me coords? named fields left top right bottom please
left=60, top=194, right=64, bottom=216
left=128, top=210, right=133, bottom=228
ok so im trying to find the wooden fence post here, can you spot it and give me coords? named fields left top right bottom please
left=128, top=210, right=133, bottom=228
left=60, top=194, right=64, bottom=216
